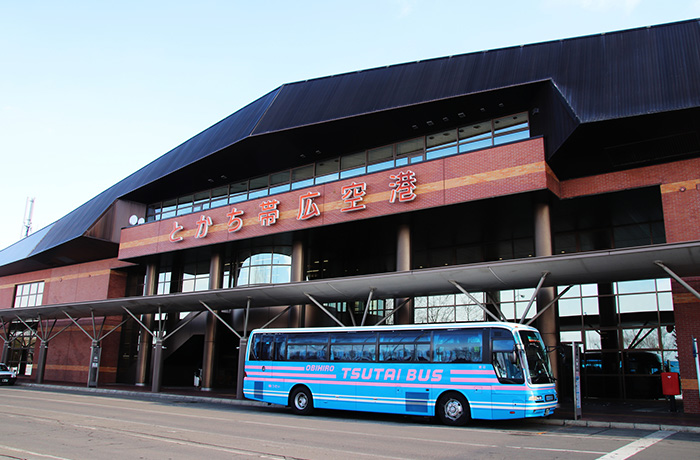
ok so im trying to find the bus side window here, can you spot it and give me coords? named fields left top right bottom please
left=251, top=334, right=275, bottom=361
left=330, top=332, right=377, bottom=362
left=287, top=333, right=329, bottom=361
left=433, top=330, right=483, bottom=363
left=491, top=329, right=524, bottom=384
left=378, top=330, right=430, bottom=362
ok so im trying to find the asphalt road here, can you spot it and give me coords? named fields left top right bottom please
left=0, top=387, right=697, bottom=460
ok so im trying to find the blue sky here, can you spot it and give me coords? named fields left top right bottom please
left=1, top=0, right=699, bottom=251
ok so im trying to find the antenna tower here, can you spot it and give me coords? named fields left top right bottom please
left=22, top=197, right=35, bottom=238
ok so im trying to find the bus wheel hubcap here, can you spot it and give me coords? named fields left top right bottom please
left=445, top=399, right=463, bottom=420
left=296, top=394, right=307, bottom=409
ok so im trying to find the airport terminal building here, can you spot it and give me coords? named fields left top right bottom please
left=1, top=20, right=700, bottom=413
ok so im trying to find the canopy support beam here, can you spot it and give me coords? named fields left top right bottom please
left=656, top=261, right=700, bottom=301
left=360, top=288, right=375, bottom=327
left=449, top=280, right=504, bottom=322
left=305, top=294, right=346, bottom=327
left=519, top=272, right=549, bottom=324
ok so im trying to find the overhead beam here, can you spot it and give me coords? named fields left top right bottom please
left=519, top=272, right=549, bottom=324
left=449, top=280, right=504, bottom=322
left=526, top=285, right=573, bottom=326
left=200, top=301, right=241, bottom=339
left=305, top=294, right=346, bottom=327
left=374, top=297, right=411, bottom=326
left=655, top=261, right=700, bottom=301
left=361, top=288, right=375, bottom=327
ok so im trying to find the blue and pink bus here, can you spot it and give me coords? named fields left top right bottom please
left=243, top=322, right=557, bottom=425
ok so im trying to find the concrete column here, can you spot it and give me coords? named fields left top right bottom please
left=201, top=250, right=223, bottom=391
left=395, top=223, right=414, bottom=324
left=289, top=238, right=306, bottom=328
left=151, top=337, right=163, bottom=393
left=485, top=291, right=502, bottom=322
left=35, top=341, right=48, bottom=384
left=236, top=337, right=248, bottom=400
left=135, top=263, right=157, bottom=386
left=1, top=340, right=9, bottom=364
left=534, top=200, right=560, bottom=386
left=87, top=340, right=101, bottom=388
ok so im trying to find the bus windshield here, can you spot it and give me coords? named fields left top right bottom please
left=519, top=330, right=555, bottom=385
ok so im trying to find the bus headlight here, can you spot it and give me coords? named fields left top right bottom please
left=528, top=395, right=544, bottom=402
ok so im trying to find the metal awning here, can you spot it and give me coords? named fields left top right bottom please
left=3, top=241, right=699, bottom=322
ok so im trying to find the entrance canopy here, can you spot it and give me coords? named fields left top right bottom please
left=2, top=241, right=699, bottom=322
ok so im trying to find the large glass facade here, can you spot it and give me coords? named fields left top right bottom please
left=559, top=279, right=674, bottom=399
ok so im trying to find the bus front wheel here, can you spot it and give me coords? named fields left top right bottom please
left=289, top=386, right=314, bottom=415
left=437, top=392, right=470, bottom=426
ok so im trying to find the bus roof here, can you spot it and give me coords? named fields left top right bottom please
left=248, top=321, right=539, bottom=335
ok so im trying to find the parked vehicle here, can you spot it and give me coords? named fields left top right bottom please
left=0, top=363, right=16, bottom=386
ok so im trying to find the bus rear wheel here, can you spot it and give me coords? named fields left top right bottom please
left=289, top=386, right=314, bottom=415
left=437, top=392, right=470, bottom=426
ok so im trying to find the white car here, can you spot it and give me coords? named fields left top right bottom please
left=0, top=363, right=16, bottom=385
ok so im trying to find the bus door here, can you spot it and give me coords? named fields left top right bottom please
left=490, top=329, right=526, bottom=419
left=246, top=333, right=280, bottom=401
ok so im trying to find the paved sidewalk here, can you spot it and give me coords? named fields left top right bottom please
left=13, top=381, right=700, bottom=433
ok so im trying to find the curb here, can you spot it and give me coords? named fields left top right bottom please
left=536, top=415, right=700, bottom=434
left=13, top=383, right=700, bottom=434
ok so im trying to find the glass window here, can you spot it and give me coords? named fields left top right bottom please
left=287, top=333, right=328, bottom=361
left=396, top=138, right=423, bottom=157
left=210, top=186, right=229, bottom=208
left=330, top=331, right=376, bottom=361
left=368, top=145, right=393, bottom=164
left=341, top=152, right=366, bottom=170
left=193, top=191, right=210, bottom=212
left=433, top=329, right=483, bottom=363
left=250, top=333, right=287, bottom=361
left=235, top=247, right=292, bottom=286
left=147, top=112, right=531, bottom=220
left=157, top=271, right=172, bottom=295
left=270, top=172, right=291, bottom=195
left=491, top=329, right=524, bottom=383
left=270, top=171, right=290, bottom=186
left=459, top=123, right=491, bottom=143
left=229, top=181, right=248, bottom=203
left=176, top=195, right=194, bottom=216
left=292, top=165, right=314, bottom=182
left=493, top=113, right=529, bottom=134
left=378, top=330, right=430, bottom=362
left=161, top=199, right=176, bottom=219
left=249, top=176, right=269, bottom=199
left=426, top=129, right=458, bottom=150
left=316, top=158, right=339, bottom=176
left=14, top=281, right=44, bottom=308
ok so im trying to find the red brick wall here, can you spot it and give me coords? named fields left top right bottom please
left=0, top=258, right=132, bottom=385
left=119, top=138, right=548, bottom=259
left=0, top=258, right=133, bottom=309
left=555, top=159, right=700, bottom=412
left=672, top=277, right=700, bottom=414
left=41, top=317, right=123, bottom=385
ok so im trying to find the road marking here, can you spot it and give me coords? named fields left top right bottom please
left=597, top=430, right=676, bottom=459
left=0, top=444, right=75, bottom=460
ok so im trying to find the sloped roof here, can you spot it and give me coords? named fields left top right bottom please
left=2, top=19, right=699, bottom=274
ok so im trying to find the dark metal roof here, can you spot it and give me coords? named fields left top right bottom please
left=2, top=19, right=699, bottom=274
left=3, top=241, right=699, bottom=322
